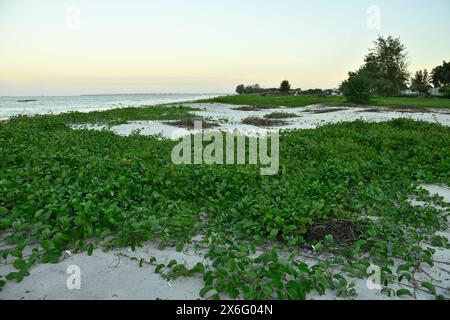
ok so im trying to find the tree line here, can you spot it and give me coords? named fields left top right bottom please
left=235, top=81, right=337, bottom=96
left=340, top=36, right=450, bottom=103
left=235, top=35, right=449, bottom=102
left=236, top=80, right=294, bottom=95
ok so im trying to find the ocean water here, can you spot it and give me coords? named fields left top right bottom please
left=0, top=93, right=223, bottom=119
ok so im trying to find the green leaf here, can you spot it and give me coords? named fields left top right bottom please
left=397, top=263, right=412, bottom=274
left=87, top=244, right=94, bottom=256
left=175, top=242, right=184, bottom=252
left=325, top=234, right=334, bottom=245
left=411, top=246, right=422, bottom=253
left=269, top=229, right=279, bottom=239
left=199, top=285, right=213, bottom=298
left=42, top=252, right=61, bottom=264
left=212, top=293, right=221, bottom=300
left=11, top=249, right=23, bottom=258
left=422, top=255, right=433, bottom=267
left=396, top=289, right=413, bottom=297
left=398, top=272, right=412, bottom=283
left=13, top=259, right=27, bottom=271
left=1, top=249, right=9, bottom=260
left=157, top=241, right=166, bottom=250
left=16, top=269, right=30, bottom=283
left=421, top=282, right=436, bottom=295
left=167, top=259, right=177, bottom=268
left=155, top=264, right=165, bottom=273
left=313, top=241, right=323, bottom=253
left=204, top=271, right=213, bottom=286
left=227, top=284, right=239, bottom=300
left=334, top=274, right=348, bottom=288
left=342, top=265, right=366, bottom=279
left=246, top=270, right=258, bottom=280
left=298, top=263, right=310, bottom=274
left=6, top=272, right=17, bottom=281
left=0, top=206, right=8, bottom=216
left=40, top=240, right=55, bottom=251
left=34, top=209, right=44, bottom=219
left=392, top=246, right=406, bottom=256
left=193, top=262, right=205, bottom=273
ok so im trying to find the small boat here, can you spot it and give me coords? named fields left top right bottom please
left=17, top=99, right=37, bottom=103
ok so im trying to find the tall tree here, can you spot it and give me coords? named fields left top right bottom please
left=431, top=65, right=444, bottom=87
left=431, top=61, right=450, bottom=87
left=279, top=80, right=291, bottom=92
left=443, top=61, right=450, bottom=85
left=360, top=36, right=410, bottom=96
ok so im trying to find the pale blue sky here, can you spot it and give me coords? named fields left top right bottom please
left=0, top=0, right=449, bottom=95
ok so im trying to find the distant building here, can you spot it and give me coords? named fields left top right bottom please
left=330, top=90, right=342, bottom=96
left=428, top=87, right=443, bottom=96
left=400, top=89, right=418, bottom=96
left=293, top=89, right=302, bottom=96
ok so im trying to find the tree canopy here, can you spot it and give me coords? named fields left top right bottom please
left=341, top=35, right=410, bottom=102
left=360, top=36, right=410, bottom=96
left=279, top=80, right=291, bottom=92
left=236, top=84, right=245, bottom=95
left=431, top=61, right=450, bottom=87
left=410, top=69, right=431, bottom=95
left=340, top=71, right=372, bottom=104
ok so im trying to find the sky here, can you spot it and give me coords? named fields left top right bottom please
left=0, top=0, right=449, bottom=96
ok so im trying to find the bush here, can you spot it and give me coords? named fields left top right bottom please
left=439, top=86, right=450, bottom=98
left=341, top=72, right=372, bottom=104
left=236, top=84, right=245, bottom=95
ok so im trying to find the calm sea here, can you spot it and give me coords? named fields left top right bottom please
left=0, top=93, right=223, bottom=119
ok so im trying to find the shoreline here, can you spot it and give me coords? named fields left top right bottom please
left=0, top=93, right=225, bottom=120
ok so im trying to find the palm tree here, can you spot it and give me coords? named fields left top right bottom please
left=411, top=69, right=431, bottom=95
left=431, top=65, right=444, bottom=87
left=431, top=61, right=450, bottom=87
left=443, top=61, right=450, bottom=86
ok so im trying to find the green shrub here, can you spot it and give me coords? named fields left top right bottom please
left=341, top=72, right=373, bottom=104
left=439, top=85, right=450, bottom=98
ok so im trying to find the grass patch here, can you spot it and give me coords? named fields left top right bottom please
left=372, top=97, right=450, bottom=109
left=197, top=94, right=450, bottom=109
left=242, top=117, right=288, bottom=127
left=198, top=94, right=343, bottom=108
left=20, top=105, right=201, bottom=126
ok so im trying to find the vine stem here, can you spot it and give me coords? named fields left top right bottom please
left=419, top=267, right=444, bottom=283
left=433, top=259, right=450, bottom=265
